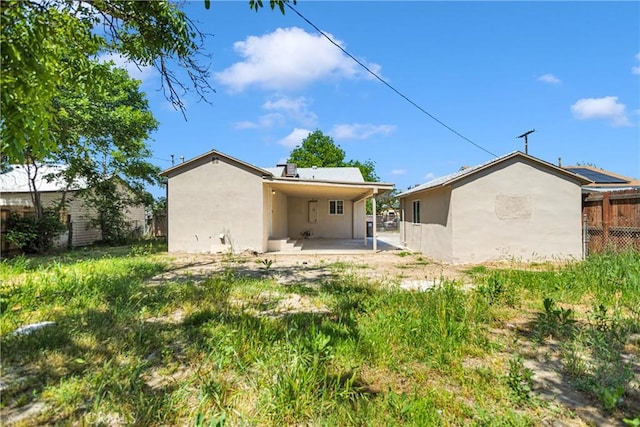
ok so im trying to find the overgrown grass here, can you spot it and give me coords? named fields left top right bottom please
left=1, top=247, right=638, bottom=425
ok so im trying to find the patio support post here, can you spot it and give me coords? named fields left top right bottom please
left=372, top=191, right=377, bottom=251
left=363, top=198, right=367, bottom=247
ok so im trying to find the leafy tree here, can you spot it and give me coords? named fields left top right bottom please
left=16, top=61, right=159, bottom=226
left=49, top=62, right=157, bottom=243
left=84, top=179, right=145, bottom=245
left=345, top=159, right=380, bottom=182
left=249, top=0, right=297, bottom=14
left=1, top=0, right=297, bottom=164
left=1, top=0, right=209, bottom=164
left=376, top=188, right=400, bottom=211
left=50, top=62, right=161, bottom=199
left=288, top=130, right=380, bottom=182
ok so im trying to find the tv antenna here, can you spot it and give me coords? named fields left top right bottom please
left=517, top=129, right=535, bottom=154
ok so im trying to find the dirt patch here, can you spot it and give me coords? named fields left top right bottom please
left=155, top=250, right=468, bottom=287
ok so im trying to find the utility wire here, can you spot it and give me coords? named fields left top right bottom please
left=285, top=2, right=497, bottom=157
left=152, top=157, right=172, bottom=163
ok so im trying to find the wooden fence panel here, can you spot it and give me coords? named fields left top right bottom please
left=584, top=189, right=640, bottom=253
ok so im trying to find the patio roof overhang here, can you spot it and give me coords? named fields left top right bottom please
left=266, top=178, right=394, bottom=201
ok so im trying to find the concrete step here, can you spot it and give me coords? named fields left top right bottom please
left=268, top=238, right=302, bottom=252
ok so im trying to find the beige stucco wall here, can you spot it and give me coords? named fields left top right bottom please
left=400, top=186, right=453, bottom=261
left=450, top=159, right=583, bottom=263
left=287, top=197, right=354, bottom=239
left=166, top=158, right=265, bottom=253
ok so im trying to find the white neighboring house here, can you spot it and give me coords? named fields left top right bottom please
left=0, top=165, right=146, bottom=253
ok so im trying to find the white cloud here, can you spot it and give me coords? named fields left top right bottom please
left=278, top=128, right=312, bottom=148
left=233, top=113, right=284, bottom=129
left=215, top=27, right=381, bottom=91
left=98, top=52, right=157, bottom=82
left=571, top=96, right=632, bottom=127
left=391, top=169, right=406, bottom=175
left=263, top=96, right=318, bottom=127
left=424, top=172, right=435, bottom=181
left=233, top=96, right=317, bottom=130
left=633, top=52, right=640, bottom=75
left=537, top=73, right=561, bottom=84
left=330, top=123, right=396, bottom=140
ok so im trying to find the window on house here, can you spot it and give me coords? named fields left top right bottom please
left=412, top=200, right=421, bottom=223
left=329, top=200, right=344, bottom=215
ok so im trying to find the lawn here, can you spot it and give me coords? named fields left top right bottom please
left=1, top=243, right=639, bottom=426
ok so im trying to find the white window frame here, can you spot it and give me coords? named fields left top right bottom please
left=329, top=200, right=344, bottom=215
left=412, top=200, right=421, bottom=224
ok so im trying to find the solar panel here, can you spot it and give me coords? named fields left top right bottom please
left=566, top=167, right=628, bottom=184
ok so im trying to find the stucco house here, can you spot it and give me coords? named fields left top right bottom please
left=159, top=149, right=394, bottom=253
left=0, top=165, right=146, bottom=253
left=397, top=151, right=592, bottom=264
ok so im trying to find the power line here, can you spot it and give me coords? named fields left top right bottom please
left=285, top=2, right=497, bottom=157
left=152, top=157, right=172, bottom=163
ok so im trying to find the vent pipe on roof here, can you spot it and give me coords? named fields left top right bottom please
left=180, top=156, right=185, bottom=163
left=558, top=157, right=562, bottom=167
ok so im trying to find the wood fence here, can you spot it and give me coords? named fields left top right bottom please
left=583, top=189, right=640, bottom=254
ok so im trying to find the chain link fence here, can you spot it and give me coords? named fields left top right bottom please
left=583, top=189, right=640, bottom=255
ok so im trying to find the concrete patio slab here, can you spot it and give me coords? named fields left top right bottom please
left=274, top=232, right=406, bottom=255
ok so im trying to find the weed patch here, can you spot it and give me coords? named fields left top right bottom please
left=2, top=247, right=638, bottom=424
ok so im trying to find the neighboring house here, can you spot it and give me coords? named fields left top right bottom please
left=159, top=149, right=394, bottom=253
left=397, top=151, right=592, bottom=264
left=0, top=165, right=146, bottom=253
left=563, top=165, right=640, bottom=253
left=563, top=165, right=640, bottom=192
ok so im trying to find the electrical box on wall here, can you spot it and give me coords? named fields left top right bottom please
left=308, top=200, right=318, bottom=223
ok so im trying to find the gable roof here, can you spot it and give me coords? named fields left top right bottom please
left=398, top=151, right=592, bottom=198
left=0, top=165, right=88, bottom=193
left=563, top=165, right=640, bottom=188
left=161, top=149, right=375, bottom=185
left=159, top=149, right=274, bottom=178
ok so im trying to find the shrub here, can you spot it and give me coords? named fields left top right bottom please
left=5, top=210, right=65, bottom=254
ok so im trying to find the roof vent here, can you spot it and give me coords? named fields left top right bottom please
left=285, top=163, right=297, bottom=178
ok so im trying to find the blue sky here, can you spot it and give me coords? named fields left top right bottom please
left=112, top=1, right=639, bottom=197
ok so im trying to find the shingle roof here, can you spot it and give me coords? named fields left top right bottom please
left=0, top=165, right=87, bottom=193
left=397, top=151, right=592, bottom=197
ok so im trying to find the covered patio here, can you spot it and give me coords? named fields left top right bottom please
left=266, top=178, right=394, bottom=253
